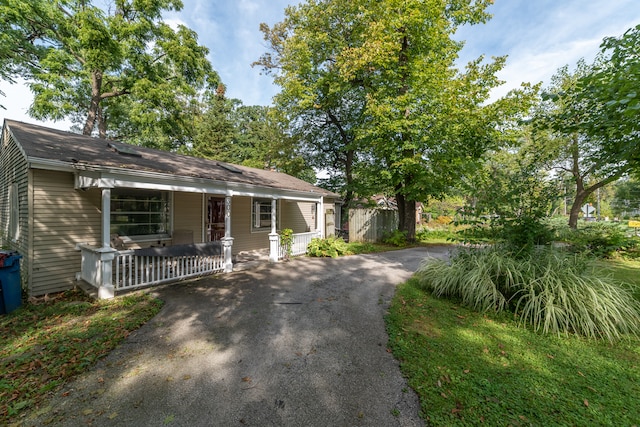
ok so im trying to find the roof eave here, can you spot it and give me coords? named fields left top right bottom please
left=29, top=157, right=327, bottom=202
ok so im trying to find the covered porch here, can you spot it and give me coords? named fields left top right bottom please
left=74, top=170, right=330, bottom=298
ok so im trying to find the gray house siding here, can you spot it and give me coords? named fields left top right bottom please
left=31, top=170, right=101, bottom=295
left=0, top=128, right=30, bottom=289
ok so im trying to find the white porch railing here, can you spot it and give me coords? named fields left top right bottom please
left=113, top=250, right=225, bottom=291
left=278, top=231, right=321, bottom=259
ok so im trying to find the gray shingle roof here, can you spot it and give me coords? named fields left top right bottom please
left=5, top=119, right=338, bottom=198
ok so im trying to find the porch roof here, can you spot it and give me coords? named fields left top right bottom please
left=4, top=119, right=338, bottom=200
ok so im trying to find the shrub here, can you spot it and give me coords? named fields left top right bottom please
left=307, top=236, right=351, bottom=258
left=554, top=221, right=639, bottom=258
left=501, top=216, right=555, bottom=250
left=434, top=215, right=453, bottom=225
left=416, top=246, right=640, bottom=341
left=382, top=229, right=408, bottom=247
left=279, top=228, right=294, bottom=259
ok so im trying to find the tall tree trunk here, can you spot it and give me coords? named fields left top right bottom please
left=396, top=192, right=416, bottom=241
left=568, top=188, right=587, bottom=229
left=83, top=70, right=103, bottom=136
left=568, top=134, right=583, bottom=229
left=394, top=31, right=417, bottom=241
left=97, top=105, right=107, bottom=139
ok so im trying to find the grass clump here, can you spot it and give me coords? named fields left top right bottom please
left=416, top=246, right=640, bottom=341
left=386, top=279, right=640, bottom=426
left=0, top=289, right=162, bottom=423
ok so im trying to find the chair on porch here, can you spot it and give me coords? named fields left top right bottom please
left=110, top=234, right=126, bottom=250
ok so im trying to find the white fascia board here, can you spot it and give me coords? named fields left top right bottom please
left=28, top=157, right=76, bottom=173
left=74, top=167, right=324, bottom=202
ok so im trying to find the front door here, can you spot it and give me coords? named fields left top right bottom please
left=207, top=197, right=225, bottom=241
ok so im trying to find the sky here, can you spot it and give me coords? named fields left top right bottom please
left=1, top=0, right=639, bottom=131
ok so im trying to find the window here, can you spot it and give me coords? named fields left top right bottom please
left=8, top=183, right=19, bottom=241
left=252, top=198, right=277, bottom=232
left=110, top=189, right=169, bottom=237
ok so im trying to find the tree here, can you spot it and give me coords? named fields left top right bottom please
left=533, top=24, right=640, bottom=228
left=255, top=1, right=368, bottom=209
left=191, top=84, right=238, bottom=161
left=583, top=25, right=640, bottom=150
left=257, top=0, right=532, bottom=240
left=457, top=134, right=560, bottom=249
left=612, top=178, right=640, bottom=218
left=188, top=89, right=316, bottom=182
left=0, top=0, right=216, bottom=138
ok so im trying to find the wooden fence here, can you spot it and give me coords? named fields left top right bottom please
left=348, top=208, right=398, bottom=242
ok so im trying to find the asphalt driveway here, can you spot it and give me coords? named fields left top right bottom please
left=27, top=246, right=451, bottom=426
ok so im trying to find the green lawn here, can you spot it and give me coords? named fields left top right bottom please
left=596, top=258, right=640, bottom=301
left=386, top=260, right=640, bottom=426
left=0, top=289, right=162, bottom=424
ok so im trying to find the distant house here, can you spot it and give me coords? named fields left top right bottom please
left=0, top=120, right=339, bottom=298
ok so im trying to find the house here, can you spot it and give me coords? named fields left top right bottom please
left=0, top=119, right=339, bottom=299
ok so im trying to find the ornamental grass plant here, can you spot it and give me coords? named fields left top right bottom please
left=416, top=246, right=640, bottom=341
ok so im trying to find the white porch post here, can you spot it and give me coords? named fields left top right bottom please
left=102, top=188, right=111, bottom=247
left=222, top=195, right=234, bottom=272
left=269, top=198, right=279, bottom=262
left=317, top=197, right=325, bottom=238
left=99, top=188, right=117, bottom=298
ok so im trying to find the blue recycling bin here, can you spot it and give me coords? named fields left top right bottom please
left=0, top=251, right=23, bottom=314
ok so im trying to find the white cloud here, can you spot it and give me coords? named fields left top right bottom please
left=455, top=0, right=640, bottom=100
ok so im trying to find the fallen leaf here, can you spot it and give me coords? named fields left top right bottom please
left=482, top=347, right=489, bottom=354
left=456, top=315, right=466, bottom=319
left=463, top=369, right=470, bottom=374
left=242, top=376, right=252, bottom=383
left=577, top=371, right=585, bottom=377
left=440, top=392, right=448, bottom=399
left=547, top=354, right=555, bottom=359
left=82, top=409, right=93, bottom=415
left=584, top=399, right=589, bottom=407
left=108, top=412, right=118, bottom=420
left=437, top=380, right=442, bottom=387
left=183, top=375, right=191, bottom=380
